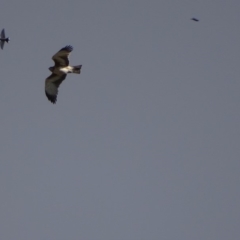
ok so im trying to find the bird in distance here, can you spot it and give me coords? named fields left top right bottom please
left=0, top=29, right=10, bottom=49
left=191, top=18, right=199, bottom=22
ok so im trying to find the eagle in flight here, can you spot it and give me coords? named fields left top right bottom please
left=0, top=29, right=10, bottom=49
left=45, top=45, right=82, bottom=103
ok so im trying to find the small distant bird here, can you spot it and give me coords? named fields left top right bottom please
left=0, top=29, right=10, bottom=49
left=191, top=18, right=199, bottom=22
left=45, top=45, right=82, bottom=104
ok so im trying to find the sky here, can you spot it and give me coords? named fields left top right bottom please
left=0, top=1, right=240, bottom=239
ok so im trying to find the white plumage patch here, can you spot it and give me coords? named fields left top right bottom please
left=59, top=66, right=74, bottom=74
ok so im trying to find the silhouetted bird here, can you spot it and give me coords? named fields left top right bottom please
left=191, top=18, right=199, bottom=22
left=0, top=29, right=10, bottom=49
left=45, top=45, right=82, bottom=104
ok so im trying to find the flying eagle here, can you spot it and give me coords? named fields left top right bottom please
left=45, top=45, right=82, bottom=103
left=0, top=29, right=10, bottom=49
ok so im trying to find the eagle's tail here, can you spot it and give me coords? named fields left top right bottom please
left=73, top=65, right=82, bottom=74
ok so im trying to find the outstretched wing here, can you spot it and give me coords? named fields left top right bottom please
left=45, top=73, right=67, bottom=104
left=0, top=40, right=4, bottom=50
left=1, top=29, right=5, bottom=38
left=52, top=45, right=73, bottom=67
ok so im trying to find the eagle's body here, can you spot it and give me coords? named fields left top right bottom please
left=45, top=45, right=82, bottom=103
left=49, top=66, right=78, bottom=74
left=0, top=29, right=10, bottom=49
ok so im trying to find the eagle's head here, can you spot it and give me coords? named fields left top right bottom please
left=49, top=67, right=54, bottom=72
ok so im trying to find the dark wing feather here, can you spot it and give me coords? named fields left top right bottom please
left=52, top=45, right=73, bottom=67
left=0, top=40, right=4, bottom=49
left=45, top=73, right=67, bottom=103
left=1, top=29, right=5, bottom=38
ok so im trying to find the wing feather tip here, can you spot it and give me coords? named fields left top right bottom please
left=62, top=45, right=73, bottom=52
left=45, top=91, right=57, bottom=104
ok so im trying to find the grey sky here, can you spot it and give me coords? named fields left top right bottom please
left=0, top=1, right=240, bottom=239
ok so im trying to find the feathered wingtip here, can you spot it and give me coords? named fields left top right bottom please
left=45, top=91, right=57, bottom=104
left=61, top=45, right=73, bottom=52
